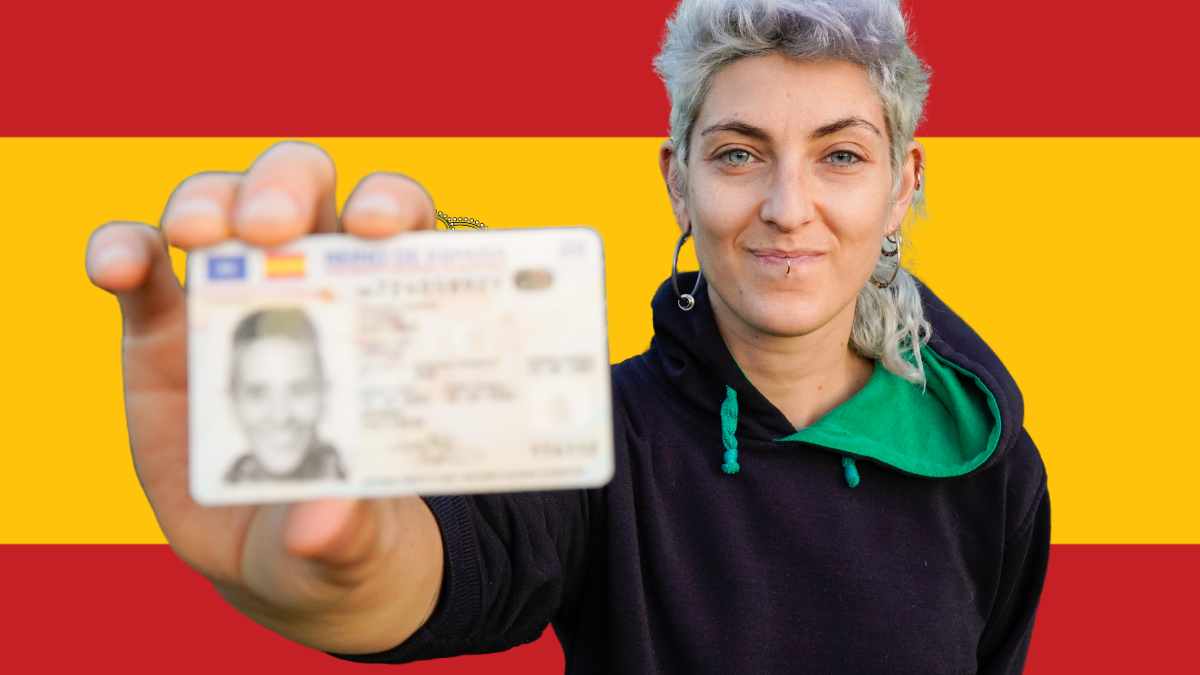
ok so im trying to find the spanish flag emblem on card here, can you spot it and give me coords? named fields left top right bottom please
left=264, top=251, right=306, bottom=279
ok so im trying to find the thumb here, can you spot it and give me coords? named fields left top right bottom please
left=86, top=222, right=183, bottom=336
left=284, top=498, right=385, bottom=574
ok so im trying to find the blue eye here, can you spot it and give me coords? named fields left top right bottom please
left=827, top=150, right=862, bottom=166
left=720, top=149, right=754, bottom=166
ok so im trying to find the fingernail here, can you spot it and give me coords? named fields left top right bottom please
left=346, top=193, right=404, bottom=219
left=236, top=189, right=301, bottom=225
left=89, top=243, right=139, bottom=277
left=169, top=198, right=224, bottom=222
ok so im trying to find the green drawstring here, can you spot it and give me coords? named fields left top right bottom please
left=842, top=456, right=860, bottom=488
left=719, top=384, right=860, bottom=488
left=720, top=386, right=740, bottom=474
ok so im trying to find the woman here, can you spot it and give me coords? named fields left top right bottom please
left=223, top=307, right=347, bottom=484
left=84, top=0, right=1049, bottom=672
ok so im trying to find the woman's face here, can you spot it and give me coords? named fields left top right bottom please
left=661, top=53, right=919, bottom=341
left=230, top=336, right=325, bottom=473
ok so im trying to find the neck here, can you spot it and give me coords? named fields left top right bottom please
left=708, top=284, right=874, bottom=430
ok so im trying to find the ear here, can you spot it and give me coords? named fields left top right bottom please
left=885, top=140, right=924, bottom=237
left=658, top=139, right=690, bottom=234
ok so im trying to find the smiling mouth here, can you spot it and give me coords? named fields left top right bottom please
left=748, top=249, right=825, bottom=279
left=750, top=250, right=825, bottom=263
left=753, top=253, right=822, bottom=260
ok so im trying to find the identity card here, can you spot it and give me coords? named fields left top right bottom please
left=186, top=227, right=613, bottom=505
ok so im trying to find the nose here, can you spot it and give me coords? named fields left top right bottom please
left=758, top=160, right=815, bottom=231
left=262, top=390, right=301, bottom=427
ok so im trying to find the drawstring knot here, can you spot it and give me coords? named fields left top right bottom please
left=720, top=386, right=740, bottom=474
left=841, top=456, right=860, bottom=488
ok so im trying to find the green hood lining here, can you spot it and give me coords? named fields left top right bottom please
left=766, top=343, right=1003, bottom=479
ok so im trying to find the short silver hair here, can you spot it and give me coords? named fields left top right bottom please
left=653, top=0, right=933, bottom=385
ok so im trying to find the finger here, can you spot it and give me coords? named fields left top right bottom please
left=85, top=222, right=183, bottom=336
left=284, top=498, right=381, bottom=571
left=232, top=141, right=339, bottom=247
left=341, top=172, right=436, bottom=239
left=161, top=171, right=241, bottom=251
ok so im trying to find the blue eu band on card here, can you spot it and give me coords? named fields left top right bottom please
left=208, top=256, right=247, bottom=281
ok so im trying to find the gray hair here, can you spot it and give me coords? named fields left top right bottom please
left=653, top=0, right=933, bottom=385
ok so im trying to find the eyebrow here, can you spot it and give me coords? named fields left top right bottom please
left=811, top=116, right=883, bottom=139
left=699, top=119, right=772, bottom=142
left=698, top=116, right=883, bottom=142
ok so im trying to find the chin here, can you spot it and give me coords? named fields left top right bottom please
left=755, top=316, right=830, bottom=338
left=741, top=297, right=835, bottom=338
left=256, top=451, right=305, bottom=473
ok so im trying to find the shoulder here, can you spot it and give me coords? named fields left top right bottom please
left=1000, top=426, right=1049, bottom=538
left=962, top=423, right=1048, bottom=543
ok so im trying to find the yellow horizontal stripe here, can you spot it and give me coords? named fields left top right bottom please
left=264, top=259, right=306, bottom=276
left=1, top=137, right=1191, bottom=544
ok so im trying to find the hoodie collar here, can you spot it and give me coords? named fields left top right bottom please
left=649, top=271, right=1019, bottom=483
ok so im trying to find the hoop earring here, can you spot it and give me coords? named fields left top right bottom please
left=869, top=233, right=901, bottom=289
left=672, top=226, right=703, bottom=311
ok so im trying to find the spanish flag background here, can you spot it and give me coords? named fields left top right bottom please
left=4, top=0, right=1197, bottom=671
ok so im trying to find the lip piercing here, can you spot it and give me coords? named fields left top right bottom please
left=786, top=260, right=791, bottom=277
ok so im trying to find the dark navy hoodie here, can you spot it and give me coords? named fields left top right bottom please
left=331, top=271, right=1051, bottom=674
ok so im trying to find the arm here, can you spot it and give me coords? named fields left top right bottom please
left=86, top=141, right=575, bottom=658
left=977, top=475, right=1052, bottom=674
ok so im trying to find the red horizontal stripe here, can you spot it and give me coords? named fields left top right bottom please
left=0, top=544, right=1193, bottom=671
left=2, top=1, right=1195, bottom=136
